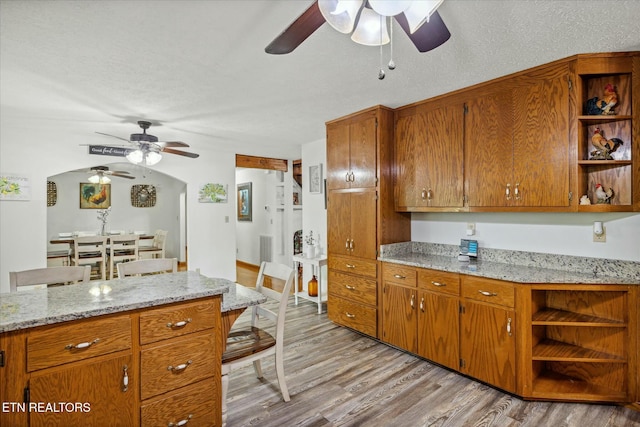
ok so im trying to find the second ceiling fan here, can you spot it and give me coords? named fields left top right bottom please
left=265, top=0, right=450, bottom=55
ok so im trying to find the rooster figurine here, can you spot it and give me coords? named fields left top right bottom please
left=586, top=83, right=618, bottom=115
left=594, top=183, right=614, bottom=204
left=590, top=127, right=623, bottom=160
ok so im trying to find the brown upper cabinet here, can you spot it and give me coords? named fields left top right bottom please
left=393, top=52, right=639, bottom=212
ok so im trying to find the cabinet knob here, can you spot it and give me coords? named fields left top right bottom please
left=168, top=414, right=193, bottom=427
left=345, top=312, right=356, bottom=318
left=345, top=263, right=355, bottom=269
left=166, top=318, right=192, bottom=329
left=410, top=294, right=415, bottom=309
left=345, top=284, right=356, bottom=290
left=505, top=183, right=511, bottom=200
left=507, top=317, right=512, bottom=336
left=478, top=290, right=498, bottom=297
left=514, top=183, right=521, bottom=200
left=420, top=297, right=425, bottom=312
left=122, top=365, right=129, bottom=392
left=430, top=281, right=445, bottom=287
left=65, top=338, right=100, bottom=351
left=167, top=360, right=192, bottom=373
left=393, top=274, right=406, bottom=280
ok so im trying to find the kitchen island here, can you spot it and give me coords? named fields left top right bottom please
left=0, top=271, right=266, bottom=426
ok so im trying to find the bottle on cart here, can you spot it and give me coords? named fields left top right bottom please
left=308, top=275, right=318, bottom=297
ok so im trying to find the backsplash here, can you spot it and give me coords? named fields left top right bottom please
left=380, top=242, right=640, bottom=281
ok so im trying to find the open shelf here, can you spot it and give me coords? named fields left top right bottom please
left=533, top=339, right=625, bottom=362
left=531, top=370, right=628, bottom=402
left=532, top=307, right=626, bottom=326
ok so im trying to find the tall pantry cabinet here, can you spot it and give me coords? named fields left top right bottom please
left=326, top=106, right=411, bottom=339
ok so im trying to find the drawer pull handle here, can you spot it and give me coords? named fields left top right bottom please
left=65, top=338, right=100, bottom=350
left=166, top=318, right=192, bottom=329
left=431, top=281, right=446, bottom=287
left=393, top=274, right=406, bottom=279
left=345, top=312, right=356, bottom=318
left=420, top=297, right=425, bottom=312
left=168, top=414, right=193, bottom=427
left=410, top=294, right=415, bottom=309
left=168, top=360, right=192, bottom=372
left=345, top=284, right=356, bottom=290
left=346, top=264, right=355, bottom=269
left=122, top=365, right=129, bottom=392
left=478, top=290, right=497, bottom=297
left=507, top=317, right=512, bottom=336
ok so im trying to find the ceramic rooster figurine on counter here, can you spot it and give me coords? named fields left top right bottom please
left=590, top=127, right=623, bottom=160
left=595, top=183, right=614, bottom=204
left=585, top=83, right=618, bottom=115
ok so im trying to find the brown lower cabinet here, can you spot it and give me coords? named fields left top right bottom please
left=379, top=262, right=638, bottom=403
left=0, top=296, right=222, bottom=427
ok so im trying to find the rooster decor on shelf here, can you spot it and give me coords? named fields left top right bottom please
left=590, top=127, right=623, bottom=160
left=585, top=83, right=618, bottom=115
left=594, top=183, right=614, bottom=204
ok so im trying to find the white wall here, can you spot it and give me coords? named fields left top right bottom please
left=0, top=124, right=238, bottom=293
left=412, top=212, right=640, bottom=262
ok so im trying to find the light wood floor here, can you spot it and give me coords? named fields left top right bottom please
left=226, top=296, right=640, bottom=427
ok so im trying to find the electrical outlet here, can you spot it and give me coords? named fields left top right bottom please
left=466, top=223, right=476, bottom=236
left=593, top=227, right=606, bottom=243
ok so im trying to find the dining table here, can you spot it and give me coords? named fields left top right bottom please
left=49, top=234, right=155, bottom=245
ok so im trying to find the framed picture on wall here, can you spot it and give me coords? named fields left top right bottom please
left=79, top=183, right=111, bottom=209
left=237, top=182, right=252, bottom=221
left=309, top=164, right=322, bottom=194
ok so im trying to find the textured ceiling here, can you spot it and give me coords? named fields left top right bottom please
left=1, top=0, right=640, bottom=160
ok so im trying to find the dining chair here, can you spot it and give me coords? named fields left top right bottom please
left=108, top=234, right=139, bottom=280
left=221, top=262, right=295, bottom=424
left=139, top=229, right=168, bottom=259
left=9, top=265, right=91, bottom=292
left=71, top=235, right=108, bottom=280
left=117, top=258, right=178, bottom=278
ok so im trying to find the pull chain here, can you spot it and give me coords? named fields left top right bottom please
left=388, top=17, right=395, bottom=70
left=378, top=14, right=385, bottom=80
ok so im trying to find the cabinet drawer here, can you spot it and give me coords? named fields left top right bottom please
left=328, top=270, right=377, bottom=306
left=461, top=276, right=514, bottom=308
left=141, top=331, right=218, bottom=400
left=328, top=255, right=377, bottom=278
left=382, top=263, right=417, bottom=287
left=139, top=298, right=219, bottom=345
left=141, top=377, right=219, bottom=427
left=418, top=269, right=460, bottom=296
left=328, top=295, right=377, bottom=337
left=27, top=315, right=132, bottom=372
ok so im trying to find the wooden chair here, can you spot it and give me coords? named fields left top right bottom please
left=221, top=262, right=295, bottom=424
left=108, top=234, right=139, bottom=280
left=9, top=266, right=91, bottom=292
left=117, top=258, right=178, bottom=278
left=71, top=235, right=108, bottom=280
left=139, top=229, right=168, bottom=259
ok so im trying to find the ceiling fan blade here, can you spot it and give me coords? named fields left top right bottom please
left=265, top=1, right=325, bottom=54
left=394, top=10, right=451, bottom=53
left=108, top=170, right=131, bottom=175
left=158, top=141, right=190, bottom=148
left=95, top=131, right=131, bottom=143
left=162, top=147, right=200, bottom=158
left=111, top=173, right=135, bottom=179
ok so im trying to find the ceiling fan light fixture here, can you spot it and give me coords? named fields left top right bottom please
left=318, top=0, right=363, bottom=34
left=126, top=149, right=144, bottom=165
left=351, top=8, right=389, bottom=46
left=145, top=151, right=162, bottom=166
left=404, top=0, right=444, bottom=33
left=369, top=0, right=412, bottom=17
left=88, top=174, right=110, bottom=184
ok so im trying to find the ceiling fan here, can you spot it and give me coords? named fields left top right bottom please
left=96, top=121, right=199, bottom=166
left=85, top=166, right=135, bottom=184
left=265, top=0, right=451, bottom=55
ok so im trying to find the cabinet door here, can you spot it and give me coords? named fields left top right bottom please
left=382, top=283, right=417, bottom=353
left=327, top=120, right=351, bottom=190
left=460, top=301, right=516, bottom=393
left=417, top=103, right=464, bottom=207
left=394, top=108, right=419, bottom=208
left=29, top=354, right=135, bottom=427
left=417, top=291, right=459, bottom=370
left=350, top=189, right=377, bottom=259
left=512, top=68, right=570, bottom=207
left=465, top=87, right=514, bottom=207
left=327, top=191, right=351, bottom=256
left=349, top=115, right=377, bottom=188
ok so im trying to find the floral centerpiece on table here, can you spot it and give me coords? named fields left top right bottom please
left=97, top=206, right=111, bottom=235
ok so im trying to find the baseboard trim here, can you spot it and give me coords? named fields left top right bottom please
left=236, top=260, right=260, bottom=272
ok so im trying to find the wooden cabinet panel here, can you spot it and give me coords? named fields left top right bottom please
left=350, top=115, right=377, bottom=188
left=140, top=331, right=218, bottom=400
left=328, top=254, right=377, bottom=278
left=461, top=275, right=515, bottom=308
left=139, top=299, right=218, bottom=345
left=418, top=290, right=459, bottom=370
left=350, top=189, right=377, bottom=259
left=327, top=191, right=352, bottom=257
left=141, top=377, right=219, bottom=427
left=382, top=283, right=417, bottom=353
left=27, top=315, right=131, bottom=372
left=417, top=269, right=460, bottom=296
left=29, top=353, right=135, bottom=427
left=328, top=295, right=377, bottom=337
left=382, top=263, right=417, bottom=286
left=326, top=120, right=351, bottom=190
left=328, top=270, right=377, bottom=306
left=460, top=301, right=516, bottom=393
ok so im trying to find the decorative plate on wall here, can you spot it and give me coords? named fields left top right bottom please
left=47, top=181, right=57, bottom=206
left=131, top=184, right=156, bottom=208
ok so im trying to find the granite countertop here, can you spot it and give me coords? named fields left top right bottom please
left=379, top=243, right=640, bottom=285
left=0, top=271, right=265, bottom=333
